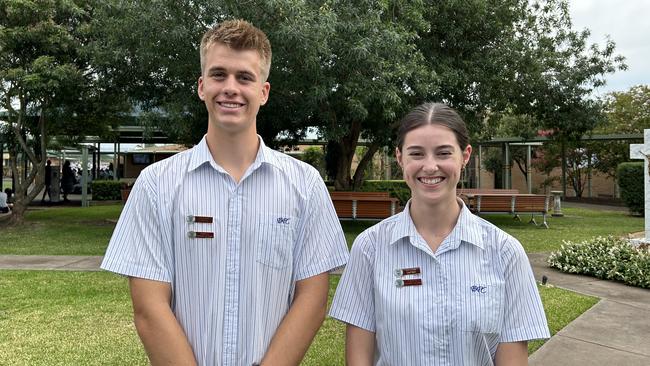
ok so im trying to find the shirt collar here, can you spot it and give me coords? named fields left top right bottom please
left=188, top=135, right=280, bottom=172
left=389, top=198, right=484, bottom=249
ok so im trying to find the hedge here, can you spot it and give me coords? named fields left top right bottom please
left=548, top=236, right=650, bottom=288
left=91, top=180, right=122, bottom=201
left=361, top=180, right=410, bottom=206
left=617, top=162, right=644, bottom=215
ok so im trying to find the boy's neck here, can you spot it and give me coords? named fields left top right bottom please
left=205, top=128, right=260, bottom=183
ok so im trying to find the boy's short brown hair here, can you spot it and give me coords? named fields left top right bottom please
left=200, top=19, right=272, bottom=81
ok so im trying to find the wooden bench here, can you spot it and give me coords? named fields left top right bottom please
left=457, top=188, right=519, bottom=208
left=330, top=191, right=400, bottom=219
left=460, top=193, right=551, bottom=228
left=457, top=188, right=520, bottom=195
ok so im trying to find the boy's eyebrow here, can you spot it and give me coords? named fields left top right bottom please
left=206, top=66, right=225, bottom=74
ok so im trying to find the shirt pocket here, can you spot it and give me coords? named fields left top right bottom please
left=256, top=213, right=296, bottom=269
left=456, top=282, right=504, bottom=334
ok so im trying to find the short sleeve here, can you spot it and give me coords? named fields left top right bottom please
left=499, top=236, right=550, bottom=342
left=100, top=168, right=172, bottom=282
left=292, top=174, right=349, bottom=281
left=329, top=233, right=376, bottom=332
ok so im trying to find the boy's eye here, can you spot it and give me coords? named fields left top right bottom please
left=408, top=152, right=423, bottom=157
left=239, top=74, right=254, bottom=81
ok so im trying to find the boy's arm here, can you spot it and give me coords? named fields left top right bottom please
left=260, top=272, right=330, bottom=366
left=346, top=324, right=375, bottom=366
left=129, top=277, right=197, bottom=366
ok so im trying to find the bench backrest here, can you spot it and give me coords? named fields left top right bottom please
left=330, top=191, right=391, bottom=199
left=457, top=188, right=519, bottom=195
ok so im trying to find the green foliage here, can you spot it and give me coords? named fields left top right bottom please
left=0, top=0, right=128, bottom=223
left=548, top=236, right=650, bottom=288
left=90, top=180, right=121, bottom=201
left=600, top=85, right=650, bottom=134
left=589, top=85, right=649, bottom=179
left=93, top=1, right=625, bottom=192
left=300, top=146, right=325, bottom=177
left=617, top=162, right=644, bottom=215
left=361, top=180, right=410, bottom=206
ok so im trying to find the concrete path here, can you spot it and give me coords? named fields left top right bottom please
left=1, top=252, right=649, bottom=365
left=528, top=252, right=650, bottom=365
left=0, top=255, right=103, bottom=271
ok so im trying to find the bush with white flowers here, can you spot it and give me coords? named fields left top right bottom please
left=548, top=236, right=650, bottom=288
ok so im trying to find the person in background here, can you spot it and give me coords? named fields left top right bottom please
left=330, top=102, right=549, bottom=365
left=41, top=159, right=52, bottom=203
left=0, top=188, right=9, bottom=213
left=61, top=160, right=74, bottom=203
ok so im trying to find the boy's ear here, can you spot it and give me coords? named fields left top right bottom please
left=197, top=76, right=205, bottom=101
left=260, top=82, right=270, bottom=106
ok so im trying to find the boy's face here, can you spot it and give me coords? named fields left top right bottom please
left=198, top=43, right=270, bottom=136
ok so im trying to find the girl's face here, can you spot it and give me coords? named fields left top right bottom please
left=396, top=124, right=471, bottom=207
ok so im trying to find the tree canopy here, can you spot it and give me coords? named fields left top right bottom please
left=1, top=0, right=628, bottom=218
left=0, top=0, right=128, bottom=224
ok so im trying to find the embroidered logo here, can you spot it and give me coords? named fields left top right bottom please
left=276, top=217, right=290, bottom=224
left=470, top=285, right=487, bottom=294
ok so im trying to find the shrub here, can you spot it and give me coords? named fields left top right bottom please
left=301, top=146, right=325, bottom=178
left=548, top=236, right=650, bottom=288
left=617, top=162, right=644, bottom=215
left=91, top=181, right=122, bottom=201
left=361, top=180, right=410, bottom=206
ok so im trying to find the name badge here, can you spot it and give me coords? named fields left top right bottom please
left=187, top=231, right=214, bottom=239
left=186, top=215, right=213, bottom=224
left=395, top=279, right=422, bottom=287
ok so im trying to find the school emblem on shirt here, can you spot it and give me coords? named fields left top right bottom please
left=470, top=285, right=487, bottom=294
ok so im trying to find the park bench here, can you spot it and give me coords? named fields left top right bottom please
left=330, top=191, right=400, bottom=219
left=457, top=188, right=519, bottom=207
left=459, top=192, right=551, bottom=228
left=457, top=188, right=520, bottom=195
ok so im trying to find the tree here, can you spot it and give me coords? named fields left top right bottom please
left=95, top=0, right=625, bottom=192
left=0, top=0, right=127, bottom=225
left=588, top=85, right=650, bottom=179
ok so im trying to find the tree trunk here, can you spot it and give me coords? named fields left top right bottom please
left=332, top=121, right=362, bottom=191
left=7, top=201, right=27, bottom=226
left=352, top=141, right=381, bottom=191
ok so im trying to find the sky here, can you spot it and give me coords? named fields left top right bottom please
left=568, top=0, right=650, bottom=98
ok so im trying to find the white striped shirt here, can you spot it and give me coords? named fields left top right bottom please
left=101, top=136, right=349, bottom=366
left=329, top=200, right=550, bottom=366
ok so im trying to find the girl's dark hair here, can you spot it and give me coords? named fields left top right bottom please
left=396, top=102, right=469, bottom=151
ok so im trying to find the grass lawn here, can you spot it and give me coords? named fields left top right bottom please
left=0, top=271, right=596, bottom=364
left=469, top=207, right=643, bottom=252
left=3, top=205, right=639, bottom=255
left=0, top=206, right=123, bottom=255
left=0, top=203, right=634, bottom=363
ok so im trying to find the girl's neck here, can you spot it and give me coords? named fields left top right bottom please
left=409, top=196, right=462, bottom=252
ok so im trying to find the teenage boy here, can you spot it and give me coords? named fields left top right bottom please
left=101, top=19, right=348, bottom=366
